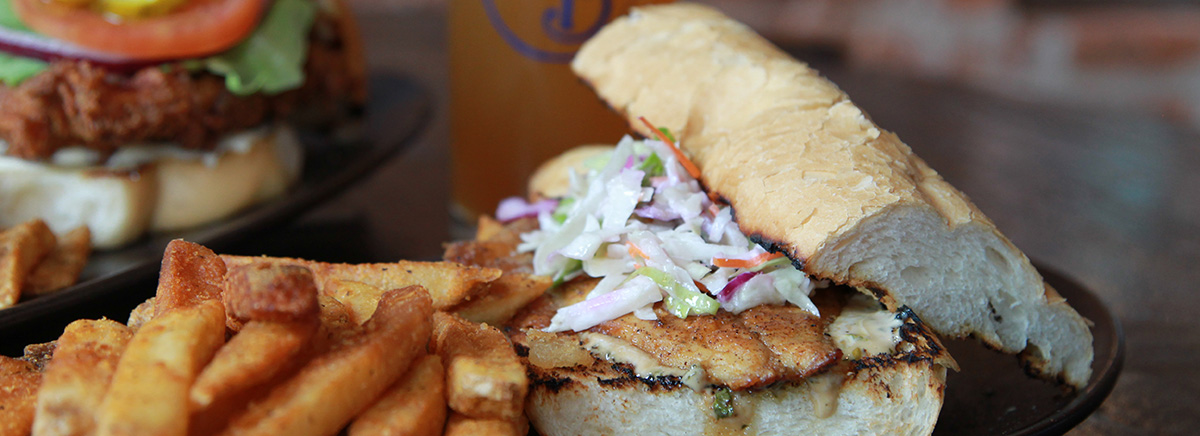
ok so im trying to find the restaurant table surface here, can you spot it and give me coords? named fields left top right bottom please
left=5, top=4, right=1198, bottom=436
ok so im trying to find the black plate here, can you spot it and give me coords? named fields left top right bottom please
left=934, top=266, right=1124, bottom=435
left=0, top=73, right=430, bottom=332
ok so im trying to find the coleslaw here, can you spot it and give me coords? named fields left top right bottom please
left=509, top=130, right=821, bottom=333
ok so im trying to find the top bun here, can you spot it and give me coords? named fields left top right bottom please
left=571, top=3, right=1092, bottom=387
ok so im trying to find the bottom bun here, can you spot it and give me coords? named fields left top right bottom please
left=526, top=357, right=946, bottom=436
left=0, top=125, right=303, bottom=249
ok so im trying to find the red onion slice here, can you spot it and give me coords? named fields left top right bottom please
left=0, top=25, right=169, bottom=73
left=495, top=197, right=558, bottom=222
left=717, top=271, right=759, bottom=303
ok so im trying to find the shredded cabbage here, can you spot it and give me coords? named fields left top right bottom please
left=518, top=135, right=820, bottom=332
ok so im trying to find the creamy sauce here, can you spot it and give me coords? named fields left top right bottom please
left=34, top=126, right=274, bottom=169
left=581, top=332, right=708, bottom=391
left=806, top=371, right=845, bottom=419
left=827, top=294, right=903, bottom=360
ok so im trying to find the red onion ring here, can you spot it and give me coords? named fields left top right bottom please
left=0, top=24, right=172, bottom=73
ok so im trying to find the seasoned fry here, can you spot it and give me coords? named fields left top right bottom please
left=443, top=412, right=527, bottom=436
left=154, top=240, right=226, bottom=317
left=24, top=227, right=91, bottom=297
left=220, top=255, right=501, bottom=309
left=126, top=298, right=155, bottom=332
left=451, top=272, right=551, bottom=325
left=347, top=354, right=446, bottom=436
left=432, top=312, right=527, bottom=421
left=219, top=286, right=433, bottom=436
left=33, top=319, right=132, bottom=436
left=190, top=320, right=316, bottom=412
left=0, top=356, right=42, bottom=436
left=442, top=240, right=531, bottom=273
left=21, top=342, right=56, bottom=372
left=324, top=279, right=386, bottom=325
left=314, top=294, right=360, bottom=350
left=222, top=264, right=319, bottom=323
left=0, top=219, right=56, bottom=308
left=96, top=241, right=227, bottom=436
left=95, top=299, right=225, bottom=436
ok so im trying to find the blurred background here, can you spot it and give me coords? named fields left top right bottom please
left=363, top=0, right=1200, bottom=131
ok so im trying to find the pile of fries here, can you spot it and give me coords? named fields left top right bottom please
left=0, top=217, right=549, bottom=436
left=1, top=219, right=91, bottom=310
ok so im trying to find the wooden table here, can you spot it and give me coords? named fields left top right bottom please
left=5, top=4, right=1196, bottom=435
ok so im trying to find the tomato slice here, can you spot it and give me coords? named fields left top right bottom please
left=12, top=0, right=267, bottom=60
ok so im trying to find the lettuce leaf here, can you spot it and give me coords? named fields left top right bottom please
left=0, top=0, right=315, bottom=95
left=183, top=0, right=316, bottom=95
left=0, top=51, right=45, bottom=85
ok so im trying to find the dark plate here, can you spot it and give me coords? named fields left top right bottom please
left=0, top=73, right=430, bottom=332
left=934, top=265, right=1124, bottom=435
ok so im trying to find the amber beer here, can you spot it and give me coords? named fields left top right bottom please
left=449, top=0, right=672, bottom=223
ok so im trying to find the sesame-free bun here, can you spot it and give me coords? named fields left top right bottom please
left=0, top=126, right=303, bottom=249
left=571, top=3, right=1092, bottom=387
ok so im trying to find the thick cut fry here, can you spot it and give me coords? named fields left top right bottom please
left=432, top=312, right=527, bottom=421
left=21, top=342, right=56, bottom=372
left=221, top=255, right=501, bottom=309
left=443, top=412, right=527, bottom=436
left=222, top=264, right=318, bottom=323
left=95, top=299, right=225, bottom=436
left=0, top=356, right=41, bottom=436
left=154, top=240, right=225, bottom=317
left=189, top=320, right=316, bottom=412
left=324, top=279, right=386, bottom=325
left=33, top=319, right=132, bottom=436
left=126, top=298, right=155, bottom=332
left=0, top=219, right=56, bottom=308
left=219, top=287, right=433, bottom=436
left=347, top=354, right=446, bottom=436
left=314, top=294, right=360, bottom=350
left=442, top=240, right=532, bottom=273
left=473, top=216, right=537, bottom=245
left=24, top=227, right=91, bottom=297
left=451, top=273, right=551, bottom=325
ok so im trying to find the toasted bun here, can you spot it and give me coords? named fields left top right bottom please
left=0, top=126, right=303, bottom=249
left=527, top=360, right=946, bottom=436
left=571, top=3, right=1092, bottom=387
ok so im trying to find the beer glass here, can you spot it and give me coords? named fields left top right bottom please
left=448, top=0, right=673, bottom=224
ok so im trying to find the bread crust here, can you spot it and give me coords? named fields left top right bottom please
left=570, top=3, right=1092, bottom=387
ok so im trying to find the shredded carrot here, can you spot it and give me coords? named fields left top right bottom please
left=694, top=280, right=711, bottom=295
left=626, top=241, right=649, bottom=260
left=639, top=116, right=701, bottom=179
left=707, top=204, right=721, bottom=217
left=712, top=252, right=784, bottom=269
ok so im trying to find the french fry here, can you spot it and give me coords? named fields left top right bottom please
left=126, top=298, right=155, bottom=332
left=154, top=240, right=226, bottom=317
left=32, top=319, right=132, bottom=436
left=96, top=240, right=227, bottom=436
left=0, top=356, right=42, bottom=436
left=95, top=299, right=225, bottom=436
left=324, top=279, right=386, bottom=325
left=218, top=286, right=433, bottom=436
left=314, top=294, right=360, bottom=350
left=443, top=412, right=527, bottom=436
left=24, top=227, right=91, bottom=297
left=474, top=215, right=537, bottom=245
left=220, top=255, right=501, bottom=310
left=222, top=264, right=319, bottom=323
left=21, top=342, right=56, bottom=372
left=442, top=241, right=533, bottom=274
left=347, top=354, right=446, bottom=436
left=0, top=219, right=56, bottom=308
left=191, top=264, right=320, bottom=412
left=451, top=272, right=551, bottom=325
left=432, top=312, right=527, bottom=421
